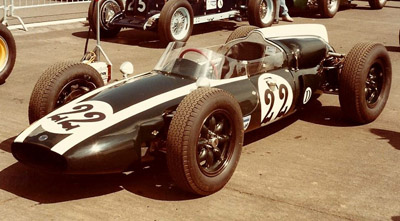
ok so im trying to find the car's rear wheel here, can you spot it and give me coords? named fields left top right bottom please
left=318, top=0, right=340, bottom=18
left=29, top=62, right=104, bottom=123
left=368, top=0, right=386, bottom=9
left=248, top=0, right=275, bottom=28
left=88, top=0, right=123, bottom=38
left=225, top=25, right=257, bottom=43
left=339, top=42, right=391, bottom=124
left=166, top=88, right=243, bottom=195
left=158, top=0, right=194, bottom=44
left=0, top=24, right=16, bottom=84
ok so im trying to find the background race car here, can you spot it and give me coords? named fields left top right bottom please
left=88, top=0, right=276, bottom=43
left=288, top=0, right=387, bottom=18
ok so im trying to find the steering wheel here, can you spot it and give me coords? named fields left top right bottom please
left=179, top=48, right=219, bottom=79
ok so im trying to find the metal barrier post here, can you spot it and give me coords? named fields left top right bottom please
left=8, top=0, right=28, bottom=30
left=1, top=0, right=8, bottom=24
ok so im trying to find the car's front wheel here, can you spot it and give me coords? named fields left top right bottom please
left=158, top=0, right=194, bottom=44
left=166, top=88, right=244, bottom=195
left=0, top=24, right=16, bottom=84
left=29, top=62, right=104, bottom=123
left=339, top=42, right=391, bottom=124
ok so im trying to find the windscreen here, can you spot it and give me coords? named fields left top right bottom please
left=153, top=32, right=285, bottom=80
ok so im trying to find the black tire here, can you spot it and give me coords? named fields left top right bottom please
left=166, top=88, right=244, bottom=195
left=318, top=0, right=340, bottom=18
left=248, top=0, right=275, bottom=28
left=225, top=25, right=257, bottom=43
left=29, top=62, right=104, bottom=124
left=0, top=23, right=16, bottom=84
left=88, top=0, right=123, bottom=38
left=368, top=0, right=386, bottom=9
left=158, top=0, right=194, bottom=44
left=339, top=42, right=391, bottom=124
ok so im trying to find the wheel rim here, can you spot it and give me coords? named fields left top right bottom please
left=56, top=78, right=97, bottom=108
left=170, top=7, right=191, bottom=41
left=365, top=62, right=384, bottom=107
left=0, top=36, right=9, bottom=72
left=378, top=0, right=386, bottom=4
left=259, top=0, right=274, bottom=24
left=100, top=0, right=120, bottom=29
left=197, top=110, right=234, bottom=176
left=327, top=0, right=339, bottom=13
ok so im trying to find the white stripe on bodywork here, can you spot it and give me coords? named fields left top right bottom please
left=47, top=75, right=248, bottom=155
left=14, top=73, right=150, bottom=143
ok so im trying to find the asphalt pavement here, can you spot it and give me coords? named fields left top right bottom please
left=0, top=0, right=399, bottom=220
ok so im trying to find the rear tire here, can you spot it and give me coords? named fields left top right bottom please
left=339, top=42, right=391, bottom=124
left=368, top=0, right=386, bottom=9
left=225, top=25, right=257, bottom=43
left=158, top=0, right=194, bottom=44
left=166, top=88, right=244, bottom=195
left=248, top=0, right=275, bottom=28
left=29, top=62, right=104, bottom=123
left=88, top=0, right=123, bottom=38
left=0, top=24, right=16, bottom=84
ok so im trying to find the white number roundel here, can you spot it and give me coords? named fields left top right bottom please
left=258, top=73, right=293, bottom=125
left=41, top=100, right=113, bottom=134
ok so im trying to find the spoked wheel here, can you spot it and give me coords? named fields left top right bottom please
left=158, top=0, right=194, bottom=43
left=0, top=24, right=16, bottom=84
left=318, top=0, right=340, bottom=18
left=167, top=88, right=243, bottom=195
left=88, top=0, right=123, bottom=38
left=248, top=0, right=275, bottom=28
left=29, top=62, right=104, bottom=124
left=339, top=42, right=391, bottom=124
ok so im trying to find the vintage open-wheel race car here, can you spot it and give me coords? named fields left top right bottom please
left=0, top=23, right=16, bottom=84
left=13, top=24, right=391, bottom=195
left=88, top=0, right=277, bottom=43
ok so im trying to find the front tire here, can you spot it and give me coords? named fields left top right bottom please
left=225, top=25, right=257, bottom=43
left=88, top=0, right=123, bottom=38
left=29, top=62, right=104, bottom=123
left=248, top=0, right=275, bottom=28
left=158, top=0, right=194, bottom=44
left=318, top=0, right=340, bottom=18
left=339, top=42, right=391, bottom=124
left=0, top=24, right=16, bottom=84
left=368, top=0, right=387, bottom=9
left=166, top=88, right=244, bottom=195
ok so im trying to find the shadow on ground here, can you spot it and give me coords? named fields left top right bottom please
left=370, top=128, right=400, bottom=150
left=72, top=21, right=238, bottom=48
left=386, top=46, right=400, bottom=52
left=392, top=216, right=400, bottom=221
left=0, top=158, right=196, bottom=203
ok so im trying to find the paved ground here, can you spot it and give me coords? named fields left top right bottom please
left=0, top=1, right=400, bottom=220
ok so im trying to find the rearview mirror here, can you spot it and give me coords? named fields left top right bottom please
left=120, top=61, right=134, bottom=79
